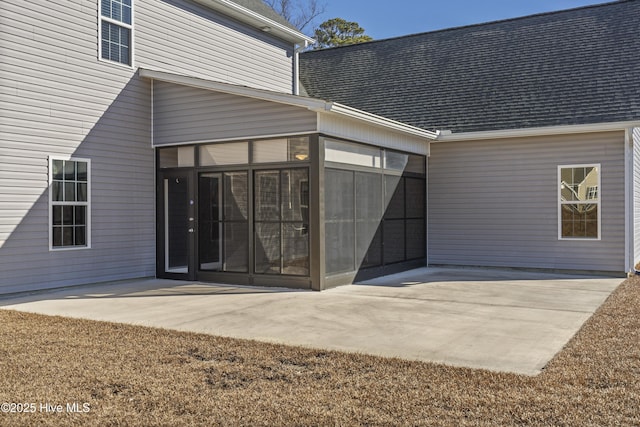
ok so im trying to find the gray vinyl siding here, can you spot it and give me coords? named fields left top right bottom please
left=136, top=0, right=294, bottom=93
left=633, top=128, right=640, bottom=267
left=0, top=0, right=296, bottom=293
left=0, top=1, right=155, bottom=294
left=153, top=81, right=317, bottom=146
left=428, top=131, right=626, bottom=273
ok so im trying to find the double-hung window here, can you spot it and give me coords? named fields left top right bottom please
left=50, top=158, right=91, bottom=250
left=100, top=0, right=133, bottom=65
left=558, top=164, right=600, bottom=240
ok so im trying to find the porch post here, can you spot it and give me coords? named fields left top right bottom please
left=309, top=134, right=325, bottom=290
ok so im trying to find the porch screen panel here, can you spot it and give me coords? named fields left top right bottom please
left=255, top=171, right=281, bottom=274
left=325, top=169, right=355, bottom=274
left=199, top=172, right=248, bottom=273
left=383, top=220, right=405, bottom=263
left=282, top=169, right=309, bottom=275
left=356, top=172, right=382, bottom=268
left=384, top=175, right=405, bottom=218
left=255, top=222, right=281, bottom=274
left=254, top=168, right=309, bottom=276
left=383, top=175, right=406, bottom=264
left=223, top=172, right=248, bottom=272
left=323, top=143, right=427, bottom=275
left=405, top=177, right=426, bottom=260
left=198, top=174, right=221, bottom=271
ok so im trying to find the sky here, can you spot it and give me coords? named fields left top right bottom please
left=315, top=0, right=611, bottom=40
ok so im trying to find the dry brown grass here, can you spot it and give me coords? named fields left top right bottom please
left=0, top=276, right=639, bottom=426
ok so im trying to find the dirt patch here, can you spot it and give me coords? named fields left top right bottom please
left=0, top=277, right=638, bottom=426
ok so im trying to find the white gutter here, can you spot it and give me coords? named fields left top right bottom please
left=435, top=121, right=640, bottom=142
left=192, top=0, right=315, bottom=45
left=292, top=41, right=310, bottom=96
left=138, top=68, right=438, bottom=140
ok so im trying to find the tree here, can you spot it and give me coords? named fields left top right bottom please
left=263, top=0, right=326, bottom=34
left=313, top=18, right=372, bottom=49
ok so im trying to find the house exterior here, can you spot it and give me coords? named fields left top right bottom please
left=300, top=0, right=640, bottom=276
left=1, top=0, right=435, bottom=294
left=0, top=0, right=638, bottom=296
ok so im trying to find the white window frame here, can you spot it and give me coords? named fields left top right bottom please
left=49, top=157, right=92, bottom=251
left=557, top=163, right=601, bottom=241
left=98, top=0, right=134, bottom=67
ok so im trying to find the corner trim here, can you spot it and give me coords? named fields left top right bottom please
left=624, top=128, right=633, bottom=273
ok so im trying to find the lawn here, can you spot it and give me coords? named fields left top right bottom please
left=0, top=276, right=638, bottom=426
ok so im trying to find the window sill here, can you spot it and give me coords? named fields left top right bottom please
left=49, top=246, right=92, bottom=252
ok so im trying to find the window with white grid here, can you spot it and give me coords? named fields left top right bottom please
left=558, top=164, right=600, bottom=240
left=49, top=158, right=91, bottom=250
left=99, top=0, right=133, bottom=65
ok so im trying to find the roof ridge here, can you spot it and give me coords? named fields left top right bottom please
left=306, top=0, right=633, bottom=53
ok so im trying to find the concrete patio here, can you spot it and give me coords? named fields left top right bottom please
left=0, top=267, right=622, bottom=375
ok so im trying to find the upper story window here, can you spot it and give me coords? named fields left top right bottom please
left=100, top=0, right=133, bottom=66
left=558, top=164, right=600, bottom=240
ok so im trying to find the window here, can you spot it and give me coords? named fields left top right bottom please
left=252, top=137, right=310, bottom=163
left=200, top=142, right=248, bottom=166
left=558, top=165, right=600, bottom=239
left=325, top=140, right=382, bottom=168
left=384, top=151, right=408, bottom=171
left=158, top=147, right=194, bottom=168
left=49, top=158, right=91, bottom=249
left=99, top=0, right=132, bottom=65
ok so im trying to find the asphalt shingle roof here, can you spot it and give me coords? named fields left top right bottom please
left=299, top=0, right=640, bottom=133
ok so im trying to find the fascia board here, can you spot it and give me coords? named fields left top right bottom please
left=435, top=121, right=640, bottom=142
left=192, top=0, right=315, bottom=45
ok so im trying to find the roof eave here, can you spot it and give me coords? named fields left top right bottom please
left=435, top=121, right=640, bottom=141
left=328, top=103, right=440, bottom=140
left=192, top=0, right=315, bottom=45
